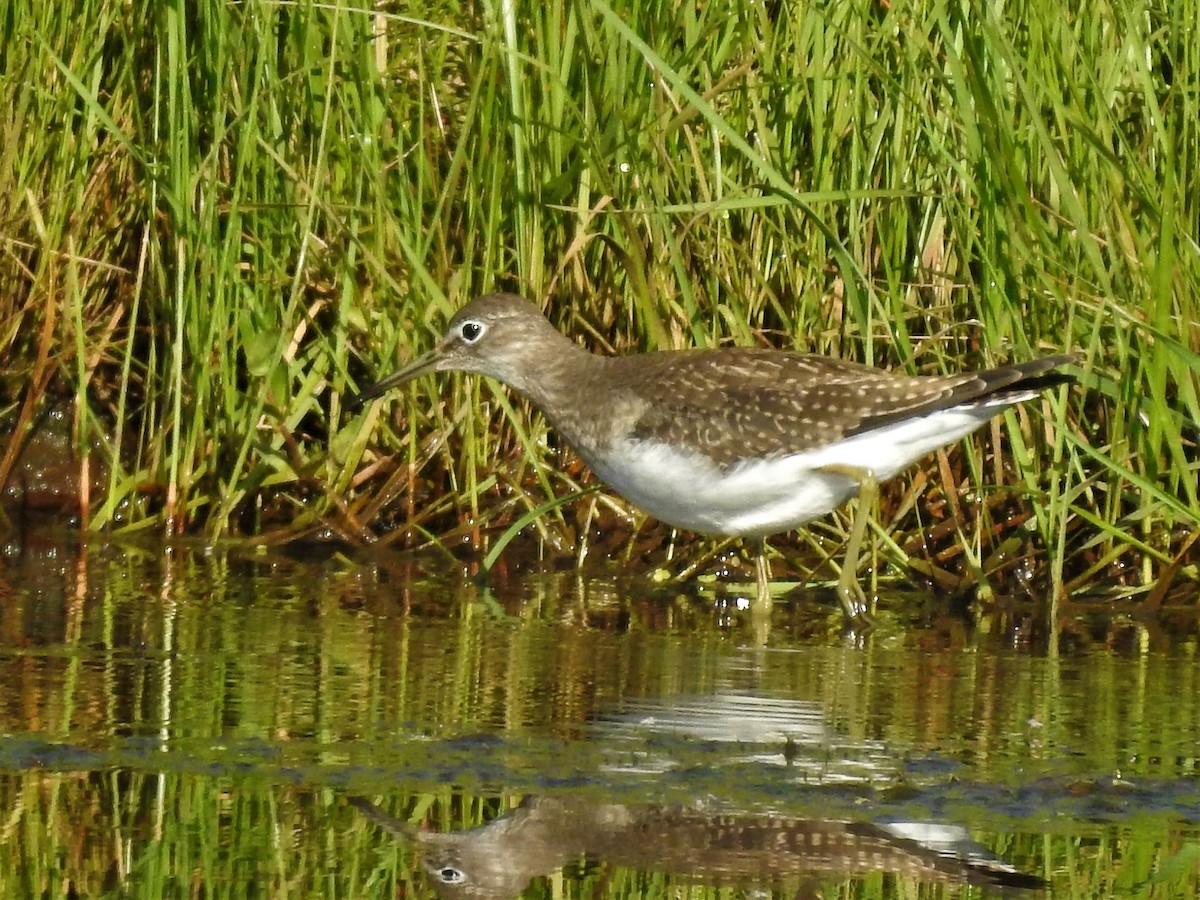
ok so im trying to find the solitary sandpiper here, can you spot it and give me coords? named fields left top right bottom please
left=355, top=293, right=1072, bottom=621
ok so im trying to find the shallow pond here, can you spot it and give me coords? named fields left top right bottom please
left=1, top=533, right=1198, bottom=898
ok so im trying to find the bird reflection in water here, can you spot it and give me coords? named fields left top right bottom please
left=350, top=792, right=1044, bottom=899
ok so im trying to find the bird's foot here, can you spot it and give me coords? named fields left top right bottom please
left=835, top=577, right=875, bottom=629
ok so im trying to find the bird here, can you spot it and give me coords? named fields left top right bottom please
left=353, top=292, right=1072, bottom=622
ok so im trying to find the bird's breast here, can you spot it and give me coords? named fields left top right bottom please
left=577, top=439, right=860, bottom=537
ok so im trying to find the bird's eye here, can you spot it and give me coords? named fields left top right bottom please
left=436, top=867, right=466, bottom=884
left=459, top=320, right=485, bottom=343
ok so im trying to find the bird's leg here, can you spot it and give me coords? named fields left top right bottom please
left=754, top=538, right=772, bottom=608
left=817, top=464, right=877, bottom=623
left=751, top=538, right=773, bottom=645
left=838, top=472, right=875, bottom=620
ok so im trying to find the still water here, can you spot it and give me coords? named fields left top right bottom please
left=1, top=535, right=1197, bottom=898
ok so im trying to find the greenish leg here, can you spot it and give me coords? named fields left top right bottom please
left=755, top=538, right=771, bottom=608
left=818, top=465, right=877, bottom=623
left=751, top=538, right=773, bottom=645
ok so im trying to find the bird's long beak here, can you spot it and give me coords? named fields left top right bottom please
left=348, top=345, right=445, bottom=409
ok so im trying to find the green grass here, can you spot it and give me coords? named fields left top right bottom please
left=0, top=0, right=1196, bottom=603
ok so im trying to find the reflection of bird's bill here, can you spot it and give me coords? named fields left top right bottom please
left=346, top=795, right=417, bottom=839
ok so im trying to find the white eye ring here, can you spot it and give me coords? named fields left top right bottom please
left=435, top=866, right=466, bottom=884
left=459, top=319, right=486, bottom=343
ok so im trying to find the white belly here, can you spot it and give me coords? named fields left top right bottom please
left=580, top=400, right=1015, bottom=537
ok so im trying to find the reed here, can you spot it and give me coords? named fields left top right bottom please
left=1, top=0, right=1195, bottom=601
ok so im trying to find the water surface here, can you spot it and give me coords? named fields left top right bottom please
left=1, top=535, right=1197, bottom=897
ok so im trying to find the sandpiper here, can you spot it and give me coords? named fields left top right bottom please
left=356, top=293, right=1072, bottom=621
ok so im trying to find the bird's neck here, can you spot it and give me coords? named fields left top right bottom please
left=497, top=332, right=624, bottom=454
left=503, top=332, right=607, bottom=412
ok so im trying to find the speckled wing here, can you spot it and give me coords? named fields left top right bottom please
left=615, top=349, right=1069, bottom=468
